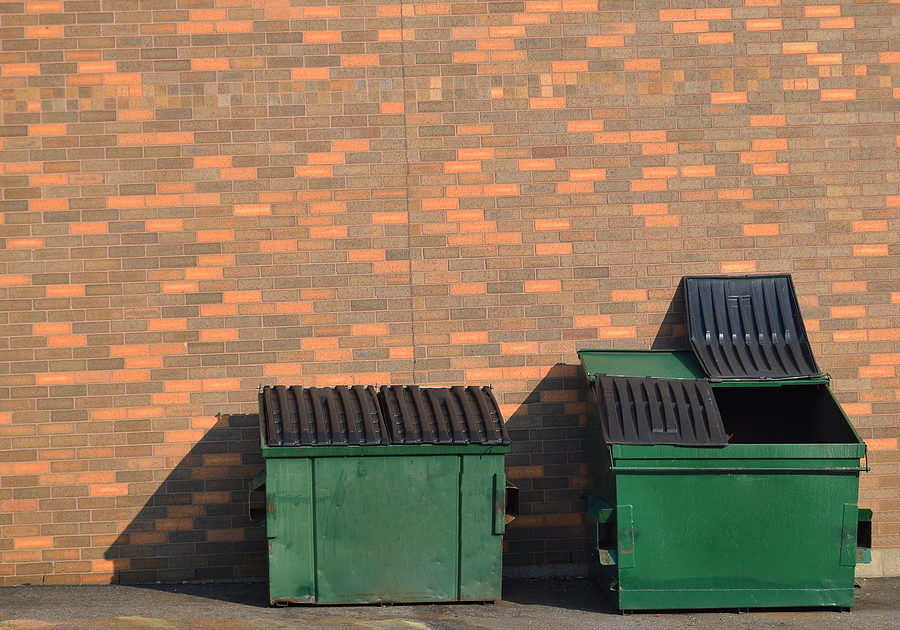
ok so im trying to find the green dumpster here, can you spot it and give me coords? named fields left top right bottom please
left=255, top=384, right=511, bottom=605
left=578, top=275, right=871, bottom=611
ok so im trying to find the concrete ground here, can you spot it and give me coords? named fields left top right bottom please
left=1, top=578, right=898, bottom=630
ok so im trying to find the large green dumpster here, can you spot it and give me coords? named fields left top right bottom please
left=578, top=275, right=871, bottom=611
left=255, top=384, right=511, bottom=605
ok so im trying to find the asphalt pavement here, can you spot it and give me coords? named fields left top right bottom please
left=1, top=578, right=898, bottom=630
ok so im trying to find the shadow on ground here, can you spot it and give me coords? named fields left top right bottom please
left=104, top=413, right=267, bottom=586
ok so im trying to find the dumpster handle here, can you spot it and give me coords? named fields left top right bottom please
left=611, top=466, right=869, bottom=473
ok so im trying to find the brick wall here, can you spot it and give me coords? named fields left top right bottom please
left=0, top=0, right=897, bottom=584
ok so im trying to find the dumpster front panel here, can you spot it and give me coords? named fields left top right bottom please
left=313, top=455, right=461, bottom=604
left=614, top=466, right=860, bottom=610
left=459, top=455, right=506, bottom=602
left=266, top=457, right=316, bottom=604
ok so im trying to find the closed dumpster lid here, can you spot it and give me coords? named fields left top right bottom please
left=259, top=385, right=390, bottom=446
left=683, top=274, right=823, bottom=381
left=594, top=375, right=728, bottom=446
left=380, top=385, right=511, bottom=445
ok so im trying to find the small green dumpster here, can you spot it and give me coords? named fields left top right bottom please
left=579, top=275, right=871, bottom=611
left=255, top=384, right=511, bottom=605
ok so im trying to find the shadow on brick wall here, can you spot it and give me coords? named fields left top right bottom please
left=502, top=363, right=596, bottom=576
left=652, top=279, right=689, bottom=350
left=104, top=413, right=267, bottom=585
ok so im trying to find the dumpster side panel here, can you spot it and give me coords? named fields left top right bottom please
left=459, top=454, right=505, bottom=601
left=266, top=458, right=316, bottom=604
left=313, top=455, right=462, bottom=604
left=615, top=468, right=860, bottom=609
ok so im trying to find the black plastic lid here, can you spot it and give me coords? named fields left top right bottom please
left=594, top=375, right=727, bottom=446
left=259, top=385, right=389, bottom=446
left=379, top=385, right=511, bottom=446
left=259, top=384, right=511, bottom=447
left=683, top=274, right=822, bottom=381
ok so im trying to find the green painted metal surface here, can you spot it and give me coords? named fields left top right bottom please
left=264, top=452, right=505, bottom=605
left=579, top=349, right=706, bottom=381
left=580, top=349, right=867, bottom=610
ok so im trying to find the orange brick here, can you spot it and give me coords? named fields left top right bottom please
left=750, top=115, right=786, bottom=127
left=234, top=203, right=271, bottom=216
left=753, top=163, right=789, bottom=175
left=2, top=64, right=40, bottom=76
left=551, top=60, right=588, bottom=73
left=567, top=120, right=604, bottom=132
left=8, top=237, right=44, bottom=249
left=348, top=249, right=386, bottom=262
left=525, top=280, right=561, bottom=293
left=534, top=219, right=571, bottom=231
left=197, top=229, right=234, bottom=242
left=783, top=42, right=818, bottom=54
left=200, top=329, right=239, bottom=342
left=47, top=334, right=86, bottom=347
left=445, top=160, right=481, bottom=173
left=805, top=5, right=841, bottom=17
left=46, top=284, right=84, bottom=297
left=220, top=167, right=257, bottom=180
left=0, top=275, right=29, bottom=286
left=879, top=52, right=900, bottom=64
left=145, top=219, right=183, bottom=232
left=711, top=91, right=747, bottom=104
left=697, top=32, right=733, bottom=44
left=820, top=17, right=854, bottom=28
left=865, top=438, right=898, bottom=451
left=28, top=124, right=66, bottom=136
left=852, top=220, right=887, bottom=232
left=295, top=165, right=333, bottom=177
left=27, top=1, right=62, bottom=12
left=216, top=21, right=253, bottom=33
left=529, top=97, right=565, bottom=109
left=569, top=169, right=606, bottom=181
left=743, top=223, right=780, bottom=237
left=192, top=58, right=229, bottom=71
left=261, top=240, right=298, bottom=253
left=305, top=30, right=340, bottom=43
left=721, top=261, right=757, bottom=273
left=574, top=315, right=612, bottom=328
left=611, top=289, right=648, bottom=301
left=165, top=430, right=205, bottom=443
left=625, top=58, right=661, bottom=71
left=746, top=19, right=782, bottom=31
left=682, top=165, right=715, bottom=177
left=633, top=203, right=669, bottom=215
left=831, top=305, right=866, bottom=318
left=223, top=290, right=261, bottom=303
left=372, top=212, right=407, bottom=224
left=89, top=483, right=128, bottom=497
left=673, top=21, right=709, bottom=34
left=859, top=366, right=895, bottom=378
left=351, top=324, right=389, bottom=336
left=520, top=158, right=555, bottom=171
left=14, top=537, right=53, bottom=550
left=78, top=61, right=116, bottom=74
left=588, top=35, right=624, bottom=47
left=821, top=89, right=856, bottom=101
left=450, top=283, right=487, bottom=295
left=807, top=53, right=842, bottom=65
left=292, top=67, right=330, bottom=80
left=853, top=244, right=888, bottom=257
left=599, top=326, right=637, bottom=339
left=534, top=243, right=572, bottom=255
left=644, top=215, right=681, bottom=227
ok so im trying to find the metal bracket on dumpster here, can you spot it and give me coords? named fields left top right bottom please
left=587, top=495, right=615, bottom=523
left=492, top=474, right=506, bottom=535
left=505, top=482, right=519, bottom=526
left=840, top=503, right=860, bottom=567
left=248, top=470, right=266, bottom=522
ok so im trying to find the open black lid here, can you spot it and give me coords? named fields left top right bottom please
left=594, top=375, right=727, bottom=446
left=683, top=274, right=823, bottom=381
left=259, top=385, right=389, bottom=446
left=380, top=385, right=510, bottom=446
